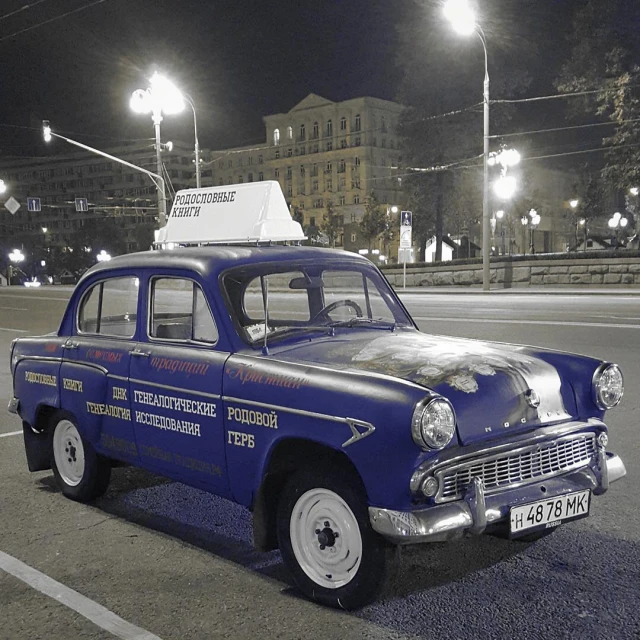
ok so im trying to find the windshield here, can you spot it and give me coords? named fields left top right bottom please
left=222, top=262, right=413, bottom=345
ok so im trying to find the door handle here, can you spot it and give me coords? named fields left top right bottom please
left=64, top=341, right=79, bottom=350
left=131, top=349, right=150, bottom=358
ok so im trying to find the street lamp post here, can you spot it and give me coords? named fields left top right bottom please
left=131, top=72, right=200, bottom=207
left=8, top=248, right=24, bottom=285
left=520, top=209, right=541, bottom=254
left=184, top=94, right=201, bottom=188
left=444, top=0, right=490, bottom=291
left=608, top=211, right=628, bottom=248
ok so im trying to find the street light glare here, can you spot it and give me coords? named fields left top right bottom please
left=569, top=199, right=579, bottom=209
left=149, top=72, right=185, bottom=115
left=0, top=179, right=6, bottom=194
left=43, top=120, right=52, bottom=143
left=130, top=89, right=152, bottom=114
left=493, top=175, right=517, bottom=200
left=443, top=0, right=476, bottom=35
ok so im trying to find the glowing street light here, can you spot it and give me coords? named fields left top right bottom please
left=96, top=250, right=112, bottom=262
left=131, top=71, right=202, bottom=198
left=630, top=187, right=639, bottom=197
left=0, top=179, right=6, bottom=194
left=444, top=0, right=491, bottom=291
left=493, top=175, right=517, bottom=200
left=521, top=209, right=541, bottom=254
left=9, top=249, right=24, bottom=264
left=569, top=198, right=579, bottom=209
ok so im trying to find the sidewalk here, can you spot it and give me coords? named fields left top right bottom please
left=394, top=286, right=640, bottom=295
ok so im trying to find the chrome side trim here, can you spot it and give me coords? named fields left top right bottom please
left=222, top=395, right=375, bottom=447
left=14, top=355, right=63, bottom=366
left=8, top=397, right=19, bottom=414
left=131, top=378, right=221, bottom=400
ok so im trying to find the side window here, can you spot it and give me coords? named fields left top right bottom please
left=150, top=278, right=218, bottom=344
left=78, top=277, right=138, bottom=338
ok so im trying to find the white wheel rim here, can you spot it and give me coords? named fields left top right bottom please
left=52, top=419, right=85, bottom=487
left=290, top=488, right=362, bottom=589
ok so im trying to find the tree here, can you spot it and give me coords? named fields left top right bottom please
left=321, top=200, right=343, bottom=248
left=556, top=0, right=640, bottom=190
left=395, top=1, right=532, bottom=263
left=359, top=192, right=387, bottom=250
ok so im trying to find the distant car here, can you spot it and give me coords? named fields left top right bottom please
left=8, top=182, right=626, bottom=609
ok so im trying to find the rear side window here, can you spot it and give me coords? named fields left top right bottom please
left=150, top=278, right=218, bottom=344
left=78, top=277, right=139, bottom=338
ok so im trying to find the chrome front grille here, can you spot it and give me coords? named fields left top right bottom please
left=436, top=433, right=597, bottom=502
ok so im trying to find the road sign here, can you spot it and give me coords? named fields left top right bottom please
left=27, top=197, right=41, bottom=212
left=75, top=198, right=88, bottom=212
left=400, top=210, right=413, bottom=249
left=4, top=197, right=20, bottom=214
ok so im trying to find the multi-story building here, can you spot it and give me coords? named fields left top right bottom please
left=206, top=94, right=406, bottom=255
left=0, top=141, right=195, bottom=256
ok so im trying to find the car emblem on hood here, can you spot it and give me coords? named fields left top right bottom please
left=525, top=388, right=541, bottom=408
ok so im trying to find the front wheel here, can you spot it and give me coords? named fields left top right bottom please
left=50, top=413, right=111, bottom=502
left=277, top=467, right=396, bottom=609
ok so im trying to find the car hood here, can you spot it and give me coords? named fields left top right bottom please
left=272, top=330, right=588, bottom=445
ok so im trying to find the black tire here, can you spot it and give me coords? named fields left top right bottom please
left=49, top=412, right=111, bottom=502
left=276, top=465, right=397, bottom=609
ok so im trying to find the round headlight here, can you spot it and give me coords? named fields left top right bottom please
left=593, top=363, right=624, bottom=409
left=412, top=397, right=456, bottom=450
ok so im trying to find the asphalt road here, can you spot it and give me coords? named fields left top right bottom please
left=0, top=286, right=638, bottom=640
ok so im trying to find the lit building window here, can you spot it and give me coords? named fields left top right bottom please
left=273, top=129, right=280, bottom=146
left=287, top=126, right=293, bottom=140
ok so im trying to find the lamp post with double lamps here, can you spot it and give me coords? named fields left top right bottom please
left=444, top=0, right=491, bottom=290
left=520, top=209, right=541, bottom=254
left=608, top=211, right=628, bottom=248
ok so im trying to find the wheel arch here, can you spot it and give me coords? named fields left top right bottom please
left=252, top=437, right=365, bottom=552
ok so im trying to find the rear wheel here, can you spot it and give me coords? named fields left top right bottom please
left=50, top=413, right=111, bottom=502
left=277, top=466, right=396, bottom=609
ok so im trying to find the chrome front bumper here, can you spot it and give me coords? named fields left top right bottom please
left=370, top=452, right=626, bottom=544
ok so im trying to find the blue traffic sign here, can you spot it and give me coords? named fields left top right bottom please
left=27, top=197, right=41, bottom=212
left=401, top=210, right=412, bottom=227
left=75, top=198, right=88, bottom=212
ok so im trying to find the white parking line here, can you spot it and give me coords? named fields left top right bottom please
left=0, top=550, right=163, bottom=640
left=0, top=327, right=29, bottom=333
left=414, top=316, right=640, bottom=329
left=0, top=307, right=28, bottom=311
left=0, top=431, right=21, bottom=438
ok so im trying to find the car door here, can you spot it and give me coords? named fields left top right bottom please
left=129, top=274, right=229, bottom=495
left=61, top=275, right=138, bottom=462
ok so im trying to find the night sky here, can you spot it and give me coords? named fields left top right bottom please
left=0, top=0, right=578, bottom=156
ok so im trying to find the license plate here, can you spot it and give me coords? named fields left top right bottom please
left=509, top=490, right=590, bottom=537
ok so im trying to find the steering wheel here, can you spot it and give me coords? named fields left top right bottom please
left=311, top=299, right=363, bottom=323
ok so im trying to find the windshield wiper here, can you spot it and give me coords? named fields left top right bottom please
left=328, top=318, right=396, bottom=330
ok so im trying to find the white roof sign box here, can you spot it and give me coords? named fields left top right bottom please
left=155, top=181, right=305, bottom=245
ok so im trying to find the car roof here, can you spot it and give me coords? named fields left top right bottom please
left=79, top=245, right=372, bottom=284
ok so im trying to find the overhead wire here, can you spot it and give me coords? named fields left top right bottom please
left=0, top=0, right=52, bottom=23
left=0, top=0, right=113, bottom=44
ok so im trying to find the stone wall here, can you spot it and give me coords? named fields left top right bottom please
left=382, top=257, right=640, bottom=288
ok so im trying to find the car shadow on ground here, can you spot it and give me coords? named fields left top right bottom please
left=37, top=466, right=539, bottom=601
left=36, top=468, right=640, bottom=638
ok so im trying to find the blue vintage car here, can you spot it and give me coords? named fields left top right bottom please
left=8, top=183, right=626, bottom=609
